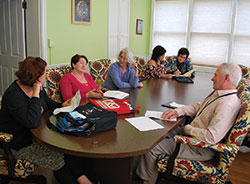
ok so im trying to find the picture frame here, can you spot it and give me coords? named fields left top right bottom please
left=72, top=0, right=92, bottom=25
left=136, top=19, right=143, bottom=35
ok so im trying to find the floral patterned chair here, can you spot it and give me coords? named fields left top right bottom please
left=239, top=64, right=250, bottom=81
left=134, top=56, right=147, bottom=80
left=0, top=132, right=46, bottom=183
left=238, top=64, right=250, bottom=138
left=156, top=85, right=250, bottom=183
left=89, top=57, right=147, bottom=87
left=46, top=65, right=71, bottom=102
left=89, top=59, right=113, bottom=87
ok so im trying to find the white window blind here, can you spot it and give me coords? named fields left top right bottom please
left=232, top=0, right=250, bottom=66
left=190, top=0, right=232, bottom=66
left=152, top=0, right=250, bottom=67
left=153, top=0, right=188, bottom=56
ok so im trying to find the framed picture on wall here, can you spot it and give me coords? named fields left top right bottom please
left=136, top=19, right=143, bottom=35
left=72, top=0, right=91, bottom=25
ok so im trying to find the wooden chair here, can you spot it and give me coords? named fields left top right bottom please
left=156, top=89, right=250, bottom=184
left=0, top=132, right=46, bottom=183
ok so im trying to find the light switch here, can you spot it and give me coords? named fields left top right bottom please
left=49, top=39, right=54, bottom=48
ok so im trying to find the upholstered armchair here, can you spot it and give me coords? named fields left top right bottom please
left=0, top=132, right=46, bottom=183
left=46, top=65, right=71, bottom=102
left=89, top=57, right=147, bottom=87
left=156, top=90, right=250, bottom=184
left=134, top=56, right=147, bottom=80
left=89, top=59, right=113, bottom=87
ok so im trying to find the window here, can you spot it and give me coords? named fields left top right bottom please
left=152, top=0, right=250, bottom=67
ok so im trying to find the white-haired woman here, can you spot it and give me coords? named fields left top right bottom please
left=103, top=48, right=143, bottom=90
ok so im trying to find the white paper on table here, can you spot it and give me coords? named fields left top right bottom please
left=53, top=90, right=81, bottom=115
left=104, top=90, right=129, bottom=99
left=125, top=116, right=164, bottom=131
left=170, top=102, right=184, bottom=108
left=145, top=110, right=177, bottom=121
left=239, top=146, right=250, bottom=153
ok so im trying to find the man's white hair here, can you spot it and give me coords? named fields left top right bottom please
left=118, top=48, right=135, bottom=64
left=220, top=63, right=242, bottom=87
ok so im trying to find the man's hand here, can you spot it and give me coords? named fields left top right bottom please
left=181, top=125, right=192, bottom=136
left=161, top=109, right=178, bottom=120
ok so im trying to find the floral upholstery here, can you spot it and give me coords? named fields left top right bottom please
left=89, top=59, right=113, bottom=87
left=0, top=132, right=35, bottom=179
left=0, top=156, right=35, bottom=178
left=237, top=65, right=250, bottom=138
left=134, top=56, right=147, bottom=80
left=89, top=57, right=147, bottom=87
left=0, top=132, right=13, bottom=142
left=46, top=65, right=71, bottom=102
left=239, top=64, right=250, bottom=81
left=157, top=91, right=250, bottom=184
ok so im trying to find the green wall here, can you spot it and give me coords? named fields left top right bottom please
left=47, top=0, right=108, bottom=65
left=46, top=0, right=151, bottom=65
left=129, top=0, right=152, bottom=56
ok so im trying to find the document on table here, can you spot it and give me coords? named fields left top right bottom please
left=162, top=102, right=185, bottom=109
left=104, top=90, right=129, bottom=99
left=170, top=102, right=184, bottom=108
left=173, top=69, right=196, bottom=77
left=145, top=110, right=177, bottom=121
left=53, top=90, right=81, bottom=115
left=125, top=116, right=164, bottom=131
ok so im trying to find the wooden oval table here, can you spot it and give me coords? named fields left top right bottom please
left=32, top=72, right=213, bottom=184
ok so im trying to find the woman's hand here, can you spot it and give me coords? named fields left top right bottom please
left=131, top=62, right=139, bottom=76
left=62, top=98, right=72, bottom=107
left=161, top=109, right=178, bottom=120
left=32, top=81, right=42, bottom=98
left=86, top=89, right=103, bottom=99
left=174, top=70, right=181, bottom=75
left=137, top=82, right=143, bottom=88
left=77, top=174, right=93, bottom=184
left=161, top=74, right=173, bottom=79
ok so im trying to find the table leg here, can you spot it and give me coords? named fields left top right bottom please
left=93, top=157, right=133, bottom=184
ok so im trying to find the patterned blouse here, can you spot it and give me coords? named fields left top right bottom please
left=166, top=56, right=195, bottom=76
left=142, top=60, right=168, bottom=79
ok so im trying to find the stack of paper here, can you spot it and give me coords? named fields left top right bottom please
left=104, top=90, right=129, bottom=99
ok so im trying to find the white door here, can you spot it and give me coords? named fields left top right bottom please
left=0, top=0, right=25, bottom=96
left=0, top=0, right=46, bottom=96
left=108, top=0, right=130, bottom=59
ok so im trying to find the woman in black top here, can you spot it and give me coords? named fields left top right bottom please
left=0, top=57, right=92, bottom=184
